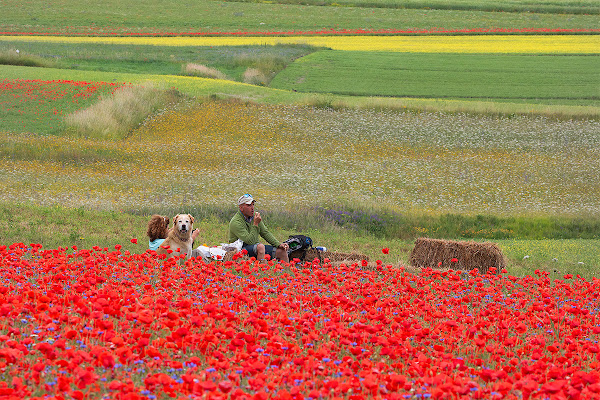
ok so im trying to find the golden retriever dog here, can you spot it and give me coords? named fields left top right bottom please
left=156, top=214, right=195, bottom=259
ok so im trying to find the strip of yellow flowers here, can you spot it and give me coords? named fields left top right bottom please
left=1, top=35, right=598, bottom=53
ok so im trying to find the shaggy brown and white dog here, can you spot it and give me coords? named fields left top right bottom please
left=156, top=214, right=195, bottom=259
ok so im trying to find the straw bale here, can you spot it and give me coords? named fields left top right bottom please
left=221, top=248, right=369, bottom=264
left=409, top=238, right=506, bottom=273
left=304, top=248, right=369, bottom=263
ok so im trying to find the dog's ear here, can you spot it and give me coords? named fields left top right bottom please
left=173, top=214, right=180, bottom=224
left=189, top=214, right=195, bottom=224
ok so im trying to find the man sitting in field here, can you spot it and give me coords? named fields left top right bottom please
left=228, top=194, right=289, bottom=262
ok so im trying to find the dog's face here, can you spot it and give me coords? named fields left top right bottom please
left=173, top=214, right=194, bottom=235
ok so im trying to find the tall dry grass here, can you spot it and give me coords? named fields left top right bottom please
left=181, top=63, right=228, bottom=80
left=235, top=54, right=288, bottom=86
left=242, top=68, right=269, bottom=86
left=65, top=84, right=182, bottom=140
left=0, top=48, right=56, bottom=68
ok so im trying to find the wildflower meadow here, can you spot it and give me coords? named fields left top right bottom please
left=1, top=98, right=598, bottom=215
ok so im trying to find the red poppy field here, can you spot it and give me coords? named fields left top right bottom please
left=1, top=243, right=599, bottom=399
left=0, top=79, right=124, bottom=133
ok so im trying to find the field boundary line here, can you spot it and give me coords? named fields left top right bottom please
left=1, top=28, right=599, bottom=37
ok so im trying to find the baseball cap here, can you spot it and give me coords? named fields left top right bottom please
left=237, top=194, right=255, bottom=205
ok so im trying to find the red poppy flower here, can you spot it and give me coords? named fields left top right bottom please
left=1, top=238, right=599, bottom=397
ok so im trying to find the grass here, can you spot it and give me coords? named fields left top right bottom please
left=224, top=0, right=600, bottom=15
left=497, top=238, right=600, bottom=279
left=1, top=74, right=598, bottom=225
left=2, top=0, right=598, bottom=35
left=0, top=48, right=57, bottom=68
left=270, top=51, right=600, bottom=104
left=127, top=202, right=600, bottom=241
left=0, top=40, right=318, bottom=83
left=313, top=206, right=600, bottom=240
left=0, top=201, right=146, bottom=251
left=0, top=133, right=134, bottom=164
left=242, top=68, right=269, bottom=85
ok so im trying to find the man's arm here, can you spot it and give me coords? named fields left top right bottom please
left=258, top=221, right=281, bottom=247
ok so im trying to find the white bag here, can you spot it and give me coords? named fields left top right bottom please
left=194, top=246, right=212, bottom=260
left=221, top=239, right=243, bottom=252
left=209, top=247, right=228, bottom=259
left=194, top=245, right=228, bottom=261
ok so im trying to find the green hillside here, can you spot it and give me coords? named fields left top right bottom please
left=271, top=51, right=600, bottom=105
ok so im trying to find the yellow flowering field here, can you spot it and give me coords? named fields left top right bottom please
left=2, top=34, right=598, bottom=53
left=1, top=101, right=598, bottom=216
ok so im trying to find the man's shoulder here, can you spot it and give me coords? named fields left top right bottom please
left=230, top=211, right=244, bottom=224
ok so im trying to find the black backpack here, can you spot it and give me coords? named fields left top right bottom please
left=284, top=234, right=313, bottom=260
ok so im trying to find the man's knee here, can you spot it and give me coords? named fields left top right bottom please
left=256, top=243, right=266, bottom=258
left=275, top=247, right=289, bottom=262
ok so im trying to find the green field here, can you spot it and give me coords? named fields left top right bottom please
left=225, top=0, right=600, bottom=14
left=4, top=40, right=598, bottom=107
left=271, top=51, right=600, bottom=104
left=1, top=0, right=598, bottom=35
left=0, top=40, right=318, bottom=82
